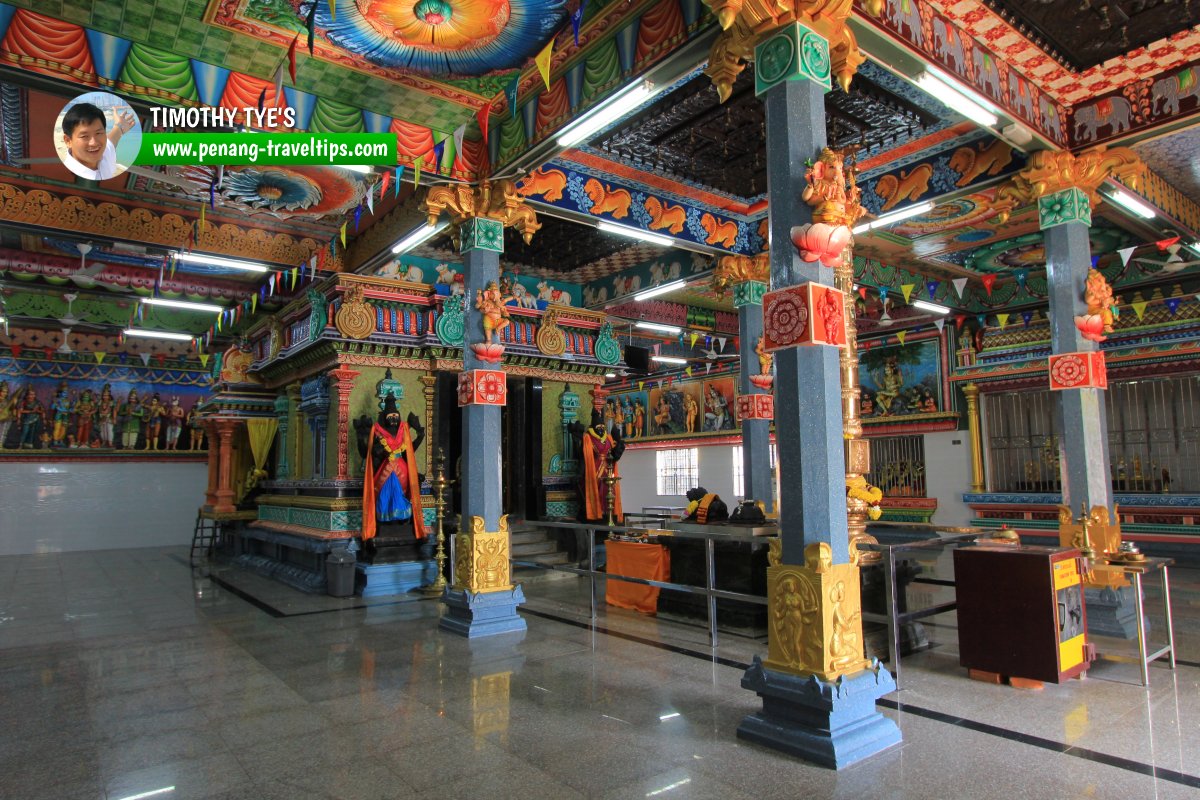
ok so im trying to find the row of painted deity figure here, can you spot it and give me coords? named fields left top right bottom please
left=0, top=382, right=206, bottom=451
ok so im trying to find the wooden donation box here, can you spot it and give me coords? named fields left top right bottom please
left=954, top=545, right=1092, bottom=684
left=605, top=541, right=670, bottom=615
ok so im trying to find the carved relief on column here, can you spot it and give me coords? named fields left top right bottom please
left=286, top=383, right=302, bottom=479
left=420, top=370, right=437, bottom=475
left=203, top=420, right=219, bottom=508
left=962, top=383, right=985, bottom=494
left=994, top=146, right=1145, bottom=225
left=328, top=366, right=360, bottom=482
left=213, top=419, right=239, bottom=513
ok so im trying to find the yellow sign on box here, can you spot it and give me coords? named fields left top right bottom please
left=1053, top=558, right=1080, bottom=591
left=1060, top=633, right=1086, bottom=671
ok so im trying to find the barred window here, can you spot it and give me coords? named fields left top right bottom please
left=731, top=444, right=777, bottom=497
left=656, top=448, right=699, bottom=496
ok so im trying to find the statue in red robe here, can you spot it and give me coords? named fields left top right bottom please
left=357, top=392, right=426, bottom=545
left=571, top=411, right=626, bottom=523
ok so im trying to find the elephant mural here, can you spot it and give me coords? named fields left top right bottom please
left=932, top=17, right=964, bottom=74
left=1008, top=72, right=1036, bottom=122
left=885, top=0, right=923, bottom=47
left=1151, top=68, right=1200, bottom=117
left=971, top=48, right=1002, bottom=102
left=1073, top=96, right=1133, bottom=142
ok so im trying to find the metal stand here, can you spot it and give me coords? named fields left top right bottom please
left=604, top=454, right=618, bottom=527
left=421, top=449, right=450, bottom=597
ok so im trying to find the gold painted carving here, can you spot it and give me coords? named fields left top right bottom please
left=995, top=146, right=1146, bottom=222
left=804, top=147, right=865, bottom=227
left=334, top=283, right=375, bottom=340
left=711, top=253, right=769, bottom=296
left=765, top=542, right=870, bottom=681
left=454, top=515, right=514, bottom=594
left=768, top=538, right=781, bottom=567
left=0, top=184, right=323, bottom=265
left=536, top=309, right=567, bottom=356
left=421, top=180, right=541, bottom=244
left=702, top=0, right=866, bottom=101
left=1059, top=503, right=1127, bottom=589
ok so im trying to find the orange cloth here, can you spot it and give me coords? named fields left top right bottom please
left=605, top=541, right=669, bottom=614
left=361, top=422, right=425, bottom=541
left=582, top=429, right=623, bottom=523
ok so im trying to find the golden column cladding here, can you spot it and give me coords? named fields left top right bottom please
left=962, top=382, right=986, bottom=494
left=420, top=370, right=437, bottom=474
left=454, top=515, right=514, bottom=594
left=765, top=542, right=871, bottom=681
left=994, top=146, right=1146, bottom=221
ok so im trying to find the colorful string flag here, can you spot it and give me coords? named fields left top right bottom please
left=354, top=202, right=364, bottom=231
left=954, top=313, right=967, bottom=330
left=256, top=86, right=267, bottom=115
left=432, top=138, right=447, bottom=174
left=329, top=0, right=336, bottom=21
left=93, top=351, right=105, bottom=365
left=476, top=99, right=493, bottom=147
left=270, top=272, right=278, bottom=295
left=394, top=165, right=404, bottom=197
left=901, top=283, right=915, bottom=303
left=452, top=123, right=467, bottom=166
left=638, top=381, right=644, bottom=391
left=952, top=277, right=968, bottom=299
left=689, top=332, right=699, bottom=347
left=413, top=155, right=423, bottom=188
left=291, top=268, right=299, bottom=290
left=1132, top=299, right=1148, bottom=320
left=652, top=343, right=661, bottom=356
left=199, top=353, right=209, bottom=368
left=340, top=221, right=347, bottom=246
left=251, top=293, right=258, bottom=314
left=379, top=169, right=391, bottom=200
left=879, top=286, right=889, bottom=303
left=287, top=33, right=300, bottom=84
left=272, top=61, right=284, bottom=102
left=705, top=363, right=711, bottom=374
left=926, top=280, right=939, bottom=300
left=199, top=203, right=206, bottom=234
left=140, top=352, right=152, bottom=366
left=981, top=274, right=997, bottom=296
left=896, top=330, right=907, bottom=346
left=857, top=286, right=867, bottom=300
left=996, top=313, right=1009, bottom=329
left=1156, top=235, right=1181, bottom=251
left=504, top=73, right=519, bottom=119
left=1165, top=297, right=1182, bottom=316
left=685, top=366, right=693, bottom=377
left=535, top=36, right=555, bottom=91
left=934, top=318, right=945, bottom=332
left=976, top=313, right=987, bottom=328
left=1091, top=255, right=1100, bottom=268
left=306, top=0, right=318, bottom=54
left=1014, top=268, right=1028, bottom=290
left=570, top=0, right=586, bottom=45
left=1021, top=310, right=1034, bottom=327
left=1118, top=245, right=1136, bottom=266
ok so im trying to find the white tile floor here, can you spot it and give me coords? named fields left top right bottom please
left=0, top=547, right=1196, bottom=800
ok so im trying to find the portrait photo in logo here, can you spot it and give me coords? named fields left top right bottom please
left=54, top=92, right=142, bottom=181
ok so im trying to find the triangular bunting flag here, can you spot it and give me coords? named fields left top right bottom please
left=379, top=169, right=391, bottom=199
left=1022, top=310, right=1033, bottom=327
left=432, top=139, right=446, bottom=173
left=638, top=381, right=644, bottom=391
left=535, top=37, right=554, bottom=91
left=685, top=366, right=693, bottom=377
left=934, top=318, right=945, bottom=332
left=705, top=363, right=711, bottom=374
left=140, top=352, right=151, bottom=366
left=896, top=330, right=907, bottom=345
left=901, top=283, right=915, bottom=303
left=716, top=337, right=726, bottom=352
left=1014, top=269, right=1028, bottom=290
left=306, top=0, right=317, bottom=54
left=477, top=100, right=493, bottom=147
left=1118, top=246, right=1136, bottom=266
left=952, top=277, right=968, bottom=299
left=981, top=274, right=997, bottom=296
left=93, top=351, right=105, bottom=364
left=1156, top=236, right=1180, bottom=251
left=251, top=293, right=258, bottom=314
left=1091, top=255, right=1100, bottom=268
left=571, top=0, right=586, bottom=45
left=256, top=86, right=267, bottom=115
left=976, top=314, right=987, bottom=328
left=996, top=313, right=1009, bottom=329
left=291, top=268, right=299, bottom=290
left=272, top=62, right=284, bottom=102
left=329, top=0, right=336, bottom=21
left=340, top=222, right=347, bottom=246
left=879, top=287, right=889, bottom=303
left=857, top=286, right=867, bottom=300
left=287, top=33, right=299, bottom=85
left=689, top=332, right=699, bottom=347
left=199, top=353, right=209, bottom=368
left=926, top=280, right=938, bottom=300
left=414, top=156, right=423, bottom=188
left=1165, top=297, right=1182, bottom=316
left=954, top=314, right=967, bottom=330
left=453, top=124, right=466, bottom=164
left=199, top=203, right=206, bottom=232
left=394, top=165, right=404, bottom=197
left=366, top=191, right=374, bottom=215
left=1132, top=300, right=1148, bottom=320
left=354, top=203, right=363, bottom=231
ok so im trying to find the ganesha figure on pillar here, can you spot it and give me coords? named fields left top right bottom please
left=1074, top=268, right=1118, bottom=342
left=471, top=280, right=510, bottom=362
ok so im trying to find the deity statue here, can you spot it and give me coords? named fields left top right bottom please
left=355, top=392, right=426, bottom=555
left=74, top=389, right=97, bottom=447
left=654, top=395, right=672, bottom=434
left=873, top=359, right=904, bottom=415
left=97, top=384, right=116, bottom=448
left=684, top=393, right=699, bottom=433
left=119, top=390, right=144, bottom=449
left=632, top=400, right=645, bottom=439
left=705, top=386, right=730, bottom=431
left=755, top=336, right=773, bottom=377
left=144, top=393, right=166, bottom=451
left=613, top=398, right=626, bottom=437
left=569, top=411, right=626, bottom=523
left=0, top=382, right=14, bottom=448
left=50, top=386, right=73, bottom=446
left=621, top=397, right=634, bottom=439
left=17, top=387, right=45, bottom=449
left=1075, top=268, right=1117, bottom=342
left=165, top=396, right=185, bottom=450
left=603, top=399, right=617, bottom=433
left=828, top=580, right=864, bottom=672
left=475, top=280, right=511, bottom=345
left=187, top=401, right=206, bottom=450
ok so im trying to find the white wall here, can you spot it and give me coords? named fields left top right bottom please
left=0, top=462, right=207, bottom=555
left=620, top=434, right=975, bottom=526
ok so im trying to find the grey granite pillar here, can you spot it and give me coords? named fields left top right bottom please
left=738, top=297, right=773, bottom=507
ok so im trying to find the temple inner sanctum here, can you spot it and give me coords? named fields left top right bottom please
left=0, top=0, right=1198, bottom=796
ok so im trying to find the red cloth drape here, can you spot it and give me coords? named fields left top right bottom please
left=391, top=119, right=435, bottom=162
left=536, top=78, right=570, bottom=132
left=2, top=10, right=95, bottom=83
left=219, top=72, right=286, bottom=117
left=605, top=541, right=670, bottom=614
left=635, top=0, right=686, bottom=64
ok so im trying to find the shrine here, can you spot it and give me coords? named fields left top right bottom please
left=0, top=0, right=1197, bottom=795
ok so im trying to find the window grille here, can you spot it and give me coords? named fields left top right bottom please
left=732, top=444, right=777, bottom=497
left=656, top=448, right=699, bottom=496
left=866, top=436, right=926, bottom=497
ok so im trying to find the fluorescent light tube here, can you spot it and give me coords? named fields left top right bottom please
left=1106, top=190, right=1156, bottom=220
left=142, top=297, right=224, bottom=314
left=916, top=69, right=999, bottom=128
left=124, top=328, right=195, bottom=341
left=651, top=355, right=688, bottom=365
left=634, top=280, right=687, bottom=301
left=853, top=201, right=935, bottom=234
left=342, top=165, right=373, bottom=174
left=912, top=299, right=951, bottom=315
left=391, top=221, right=448, bottom=254
left=605, top=372, right=617, bottom=378
left=597, top=221, right=674, bottom=247
left=636, top=322, right=682, bottom=334
left=1187, top=241, right=1200, bottom=258
left=558, top=81, right=654, bottom=147
left=174, top=252, right=269, bottom=273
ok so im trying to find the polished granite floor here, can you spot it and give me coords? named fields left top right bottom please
left=0, top=547, right=1196, bottom=800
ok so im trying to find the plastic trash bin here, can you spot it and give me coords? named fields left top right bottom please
left=326, top=548, right=356, bottom=597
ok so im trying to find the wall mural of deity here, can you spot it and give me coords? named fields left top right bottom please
left=0, top=372, right=209, bottom=453
left=858, top=338, right=944, bottom=419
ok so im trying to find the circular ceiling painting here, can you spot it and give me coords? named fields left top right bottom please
left=302, top=0, right=568, bottom=75
left=965, top=226, right=1133, bottom=274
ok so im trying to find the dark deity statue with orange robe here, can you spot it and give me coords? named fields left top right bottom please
left=570, top=410, right=626, bottom=523
left=355, top=392, right=426, bottom=563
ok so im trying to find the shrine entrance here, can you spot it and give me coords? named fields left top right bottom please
left=502, top=376, right=543, bottom=522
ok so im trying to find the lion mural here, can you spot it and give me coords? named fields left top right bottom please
left=518, top=168, right=568, bottom=202
left=873, top=164, right=933, bottom=211
left=948, top=140, right=1014, bottom=187
left=584, top=178, right=632, bottom=218
left=700, top=213, right=738, bottom=247
left=645, top=196, right=687, bottom=233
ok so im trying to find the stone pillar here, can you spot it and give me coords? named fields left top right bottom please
left=721, top=258, right=774, bottom=508
left=286, top=383, right=302, bottom=479
left=274, top=394, right=290, bottom=478
left=733, top=20, right=899, bottom=770
left=962, top=382, right=985, bottom=493
left=203, top=419, right=219, bottom=508
left=420, top=371, right=437, bottom=474
left=428, top=205, right=534, bottom=638
left=329, top=366, right=360, bottom=482
left=213, top=419, right=239, bottom=513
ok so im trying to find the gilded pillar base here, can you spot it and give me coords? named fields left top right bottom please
left=439, top=586, right=527, bottom=638
left=440, top=514, right=526, bottom=638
